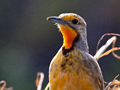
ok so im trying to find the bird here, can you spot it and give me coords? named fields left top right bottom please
left=47, top=13, right=104, bottom=90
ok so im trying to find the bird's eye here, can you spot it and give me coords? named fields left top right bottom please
left=72, top=19, right=78, bottom=24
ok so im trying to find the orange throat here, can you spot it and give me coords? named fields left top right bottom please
left=58, top=24, right=77, bottom=49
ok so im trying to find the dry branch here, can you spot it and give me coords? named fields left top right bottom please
left=35, top=72, right=44, bottom=90
left=95, top=33, right=120, bottom=60
left=0, top=80, right=13, bottom=90
left=105, top=75, right=120, bottom=90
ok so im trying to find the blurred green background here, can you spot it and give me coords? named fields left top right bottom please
left=0, top=0, right=120, bottom=89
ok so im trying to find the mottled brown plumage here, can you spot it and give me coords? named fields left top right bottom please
left=47, top=13, right=104, bottom=90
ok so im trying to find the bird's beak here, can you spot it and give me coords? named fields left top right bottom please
left=47, top=16, right=66, bottom=25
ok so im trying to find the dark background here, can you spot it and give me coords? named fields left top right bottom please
left=0, top=0, right=120, bottom=89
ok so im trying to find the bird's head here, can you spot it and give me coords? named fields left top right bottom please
left=47, top=13, right=88, bottom=52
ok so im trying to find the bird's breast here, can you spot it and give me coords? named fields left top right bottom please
left=49, top=49, right=97, bottom=90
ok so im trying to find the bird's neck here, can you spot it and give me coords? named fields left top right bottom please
left=58, top=24, right=89, bottom=54
left=75, top=28, right=89, bottom=52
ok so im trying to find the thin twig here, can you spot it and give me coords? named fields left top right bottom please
left=36, top=72, right=44, bottom=90
left=0, top=80, right=13, bottom=90
left=0, top=80, right=6, bottom=90
left=97, top=47, right=120, bottom=60
left=95, top=33, right=120, bottom=60
left=105, top=74, right=120, bottom=90
left=96, top=33, right=120, bottom=52
left=44, top=83, right=49, bottom=90
left=112, top=37, right=120, bottom=59
left=94, top=36, right=116, bottom=60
